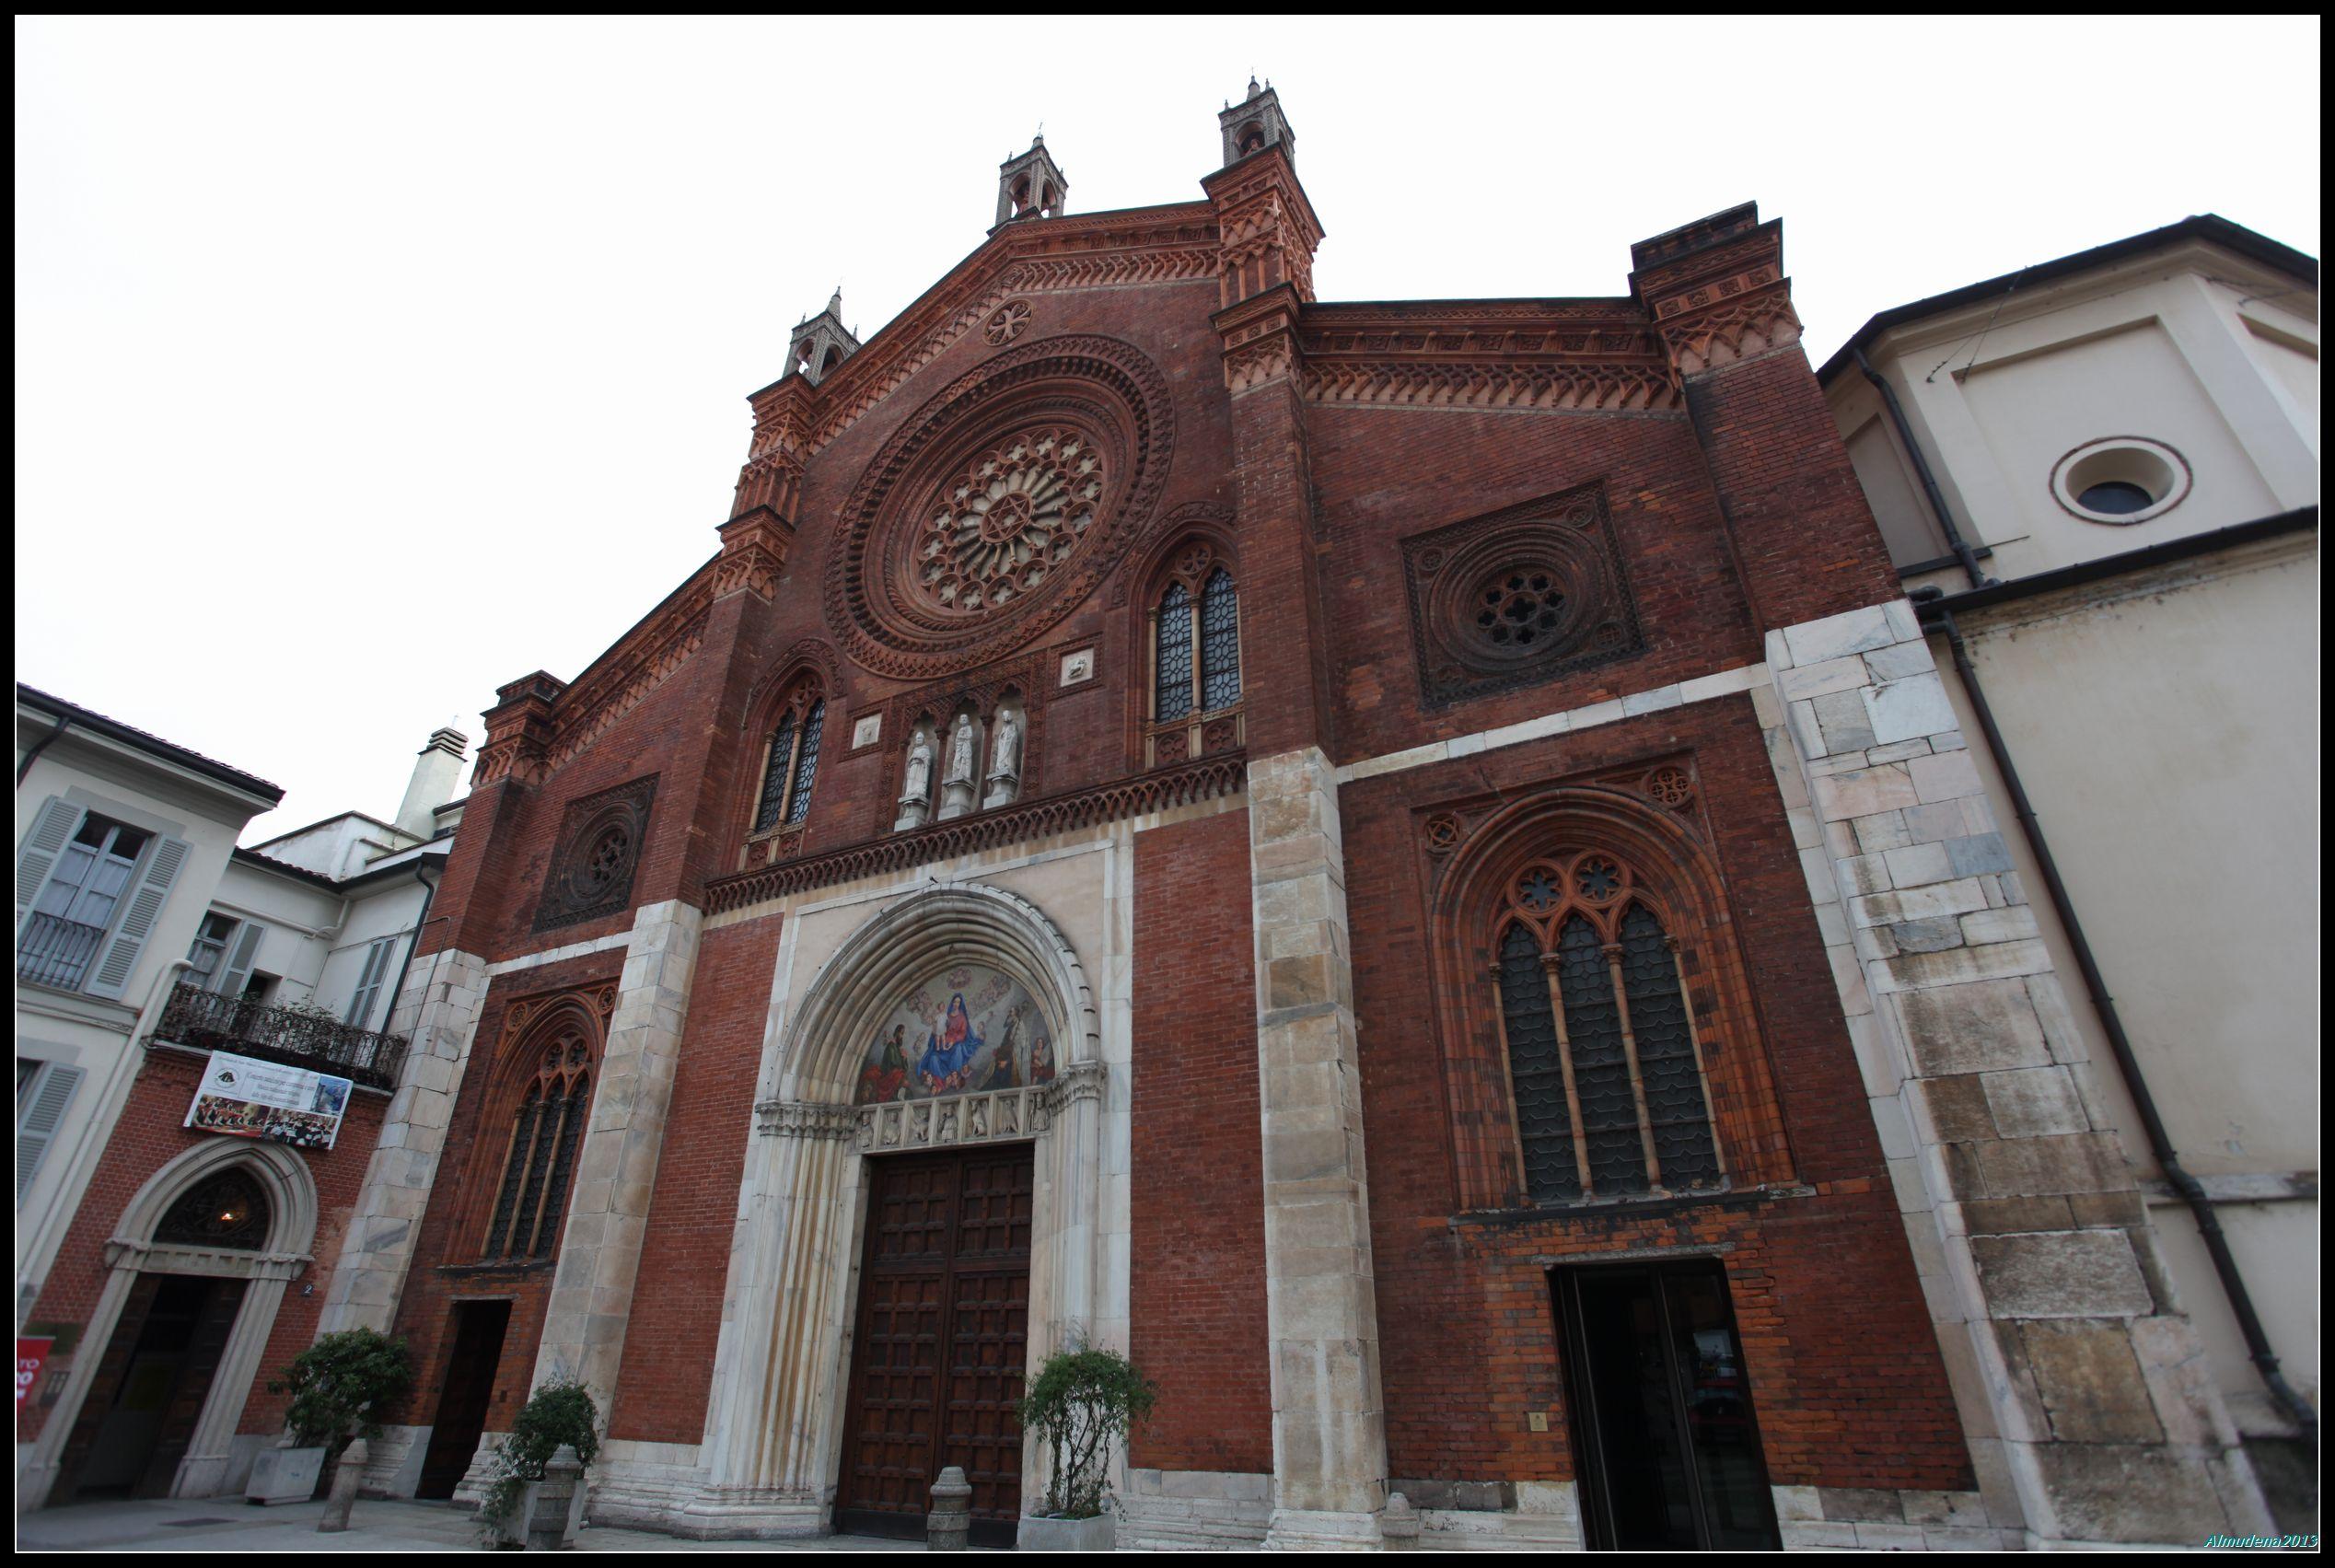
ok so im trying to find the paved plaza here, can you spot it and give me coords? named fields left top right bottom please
left=15, top=1495, right=928, bottom=1553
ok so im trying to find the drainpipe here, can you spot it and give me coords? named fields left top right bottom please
left=1915, top=589, right=2318, bottom=1453
left=16, top=711, right=71, bottom=785
left=380, top=860, right=439, bottom=1059
left=1854, top=344, right=1992, bottom=590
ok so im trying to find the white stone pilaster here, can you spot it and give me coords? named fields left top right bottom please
left=530, top=900, right=702, bottom=1407
left=319, top=947, right=490, bottom=1340
left=1247, top=746, right=1388, bottom=1547
left=1758, top=601, right=2272, bottom=1547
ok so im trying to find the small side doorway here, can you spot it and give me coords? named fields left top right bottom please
left=1551, top=1259, right=1782, bottom=1551
left=418, top=1300, right=513, bottom=1499
left=53, top=1272, right=250, bottom=1504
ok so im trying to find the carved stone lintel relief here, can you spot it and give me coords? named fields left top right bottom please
left=755, top=1100, right=858, bottom=1141
left=852, top=1084, right=1054, bottom=1153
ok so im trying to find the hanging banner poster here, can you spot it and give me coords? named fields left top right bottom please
left=183, top=1051, right=352, bottom=1151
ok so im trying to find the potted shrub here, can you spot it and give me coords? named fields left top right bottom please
left=252, top=1328, right=412, bottom=1505
left=1014, top=1340, right=1156, bottom=1551
left=476, top=1379, right=600, bottom=1548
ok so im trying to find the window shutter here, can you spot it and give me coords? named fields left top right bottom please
left=346, top=936, right=396, bottom=1028
left=13, top=797, right=84, bottom=936
left=84, top=836, right=190, bottom=1001
left=15, top=1063, right=84, bottom=1205
left=215, top=919, right=268, bottom=1000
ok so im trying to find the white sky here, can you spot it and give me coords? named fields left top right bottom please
left=16, top=16, right=2321, bottom=842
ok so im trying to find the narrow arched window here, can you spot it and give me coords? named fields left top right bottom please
left=1155, top=582, right=1194, bottom=723
left=1200, top=569, right=1242, bottom=710
left=1493, top=853, right=1721, bottom=1204
left=752, top=695, right=824, bottom=833
left=482, top=1028, right=592, bottom=1260
left=1154, top=568, right=1241, bottom=722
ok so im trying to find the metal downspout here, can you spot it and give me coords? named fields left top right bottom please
left=1854, top=343, right=1991, bottom=590
left=1917, top=593, right=2318, bottom=1452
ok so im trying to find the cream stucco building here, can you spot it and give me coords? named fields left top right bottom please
left=1819, top=214, right=2319, bottom=1526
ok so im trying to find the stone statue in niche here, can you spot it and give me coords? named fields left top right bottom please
left=894, top=729, right=935, bottom=832
left=937, top=714, right=979, bottom=821
left=984, top=708, right=1022, bottom=809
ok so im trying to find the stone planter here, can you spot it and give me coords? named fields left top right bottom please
left=245, top=1444, right=327, bottom=1505
left=488, top=1463, right=589, bottom=1548
left=1017, top=1512, right=1114, bottom=1552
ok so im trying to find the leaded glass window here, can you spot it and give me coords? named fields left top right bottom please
left=1491, top=851, right=1723, bottom=1203
left=482, top=1028, right=592, bottom=1261
left=753, top=712, right=797, bottom=832
left=751, top=691, right=827, bottom=836
left=784, top=701, right=825, bottom=825
left=1498, top=923, right=1580, bottom=1202
left=1200, top=569, right=1241, bottom=711
left=1155, top=583, right=1194, bottom=723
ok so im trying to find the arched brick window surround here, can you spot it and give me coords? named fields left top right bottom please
left=459, top=989, right=610, bottom=1263
left=1126, top=524, right=1244, bottom=769
left=1426, top=786, right=1793, bottom=1213
left=736, top=643, right=842, bottom=868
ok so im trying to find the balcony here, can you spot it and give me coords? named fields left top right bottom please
left=151, top=982, right=410, bottom=1092
left=17, top=911, right=107, bottom=991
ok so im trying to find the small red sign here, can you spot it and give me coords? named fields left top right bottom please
left=16, top=1337, right=53, bottom=1408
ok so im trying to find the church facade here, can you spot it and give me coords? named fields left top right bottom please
left=307, top=87, right=2275, bottom=1549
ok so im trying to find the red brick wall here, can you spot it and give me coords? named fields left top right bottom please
left=1341, top=697, right=1972, bottom=1492
left=1307, top=404, right=1762, bottom=764
left=1128, top=808, right=1272, bottom=1474
left=1680, top=350, right=1902, bottom=633
left=608, top=911, right=784, bottom=1444
left=18, top=1048, right=387, bottom=1442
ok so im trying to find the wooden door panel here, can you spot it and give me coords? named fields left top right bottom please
left=837, top=1144, right=1032, bottom=1537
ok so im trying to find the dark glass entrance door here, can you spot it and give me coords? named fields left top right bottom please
left=54, top=1272, right=250, bottom=1504
left=419, top=1300, right=512, bottom=1499
left=835, top=1144, right=1032, bottom=1546
left=1552, top=1260, right=1781, bottom=1551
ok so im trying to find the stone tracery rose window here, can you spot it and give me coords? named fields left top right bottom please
left=916, top=427, right=1104, bottom=615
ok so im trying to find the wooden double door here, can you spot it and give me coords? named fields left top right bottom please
left=835, top=1144, right=1033, bottom=1544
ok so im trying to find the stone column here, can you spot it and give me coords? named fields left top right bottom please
left=1758, top=601, right=2272, bottom=1546
left=684, top=1098, right=857, bottom=1538
left=531, top=900, right=702, bottom=1407
left=1248, top=747, right=1388, bottom=1549
left=320, top=947, right=491, bottom=1335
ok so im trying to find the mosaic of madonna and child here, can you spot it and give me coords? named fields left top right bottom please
left=853, top=963, right=1058, bottom=1105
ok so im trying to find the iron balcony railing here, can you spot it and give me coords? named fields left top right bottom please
left=152, top=981, right=410, bottom=1092
left=17, top=911, right=107, bottom=991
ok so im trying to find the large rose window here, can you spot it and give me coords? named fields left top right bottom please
left=917, top=428, right=1103, bottom=614
left=824, top=335, right=1175, bottom=680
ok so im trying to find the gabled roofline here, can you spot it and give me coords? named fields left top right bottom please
left=17, top=685, right=283, bottom=805
left=1817, top=215, right=2319, bottom=388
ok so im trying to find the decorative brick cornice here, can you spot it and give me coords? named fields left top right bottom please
left=712, top=508, right=793, bottom=602
left=1628, top=203, right=1801, bottom=379
left=1216, top=285, right=1304, bottom=393
left=1655, top=283, right=1804, bottom=375
left=705, top=751, right=1246, bottom=914
left=1295, top=302, right=1679, bottom=412
left=1303, top=357, right=1678, bottom=413
left=1204, top=147, right=1323, bottom=309
left=789, top=205, right=1219, bottom=459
